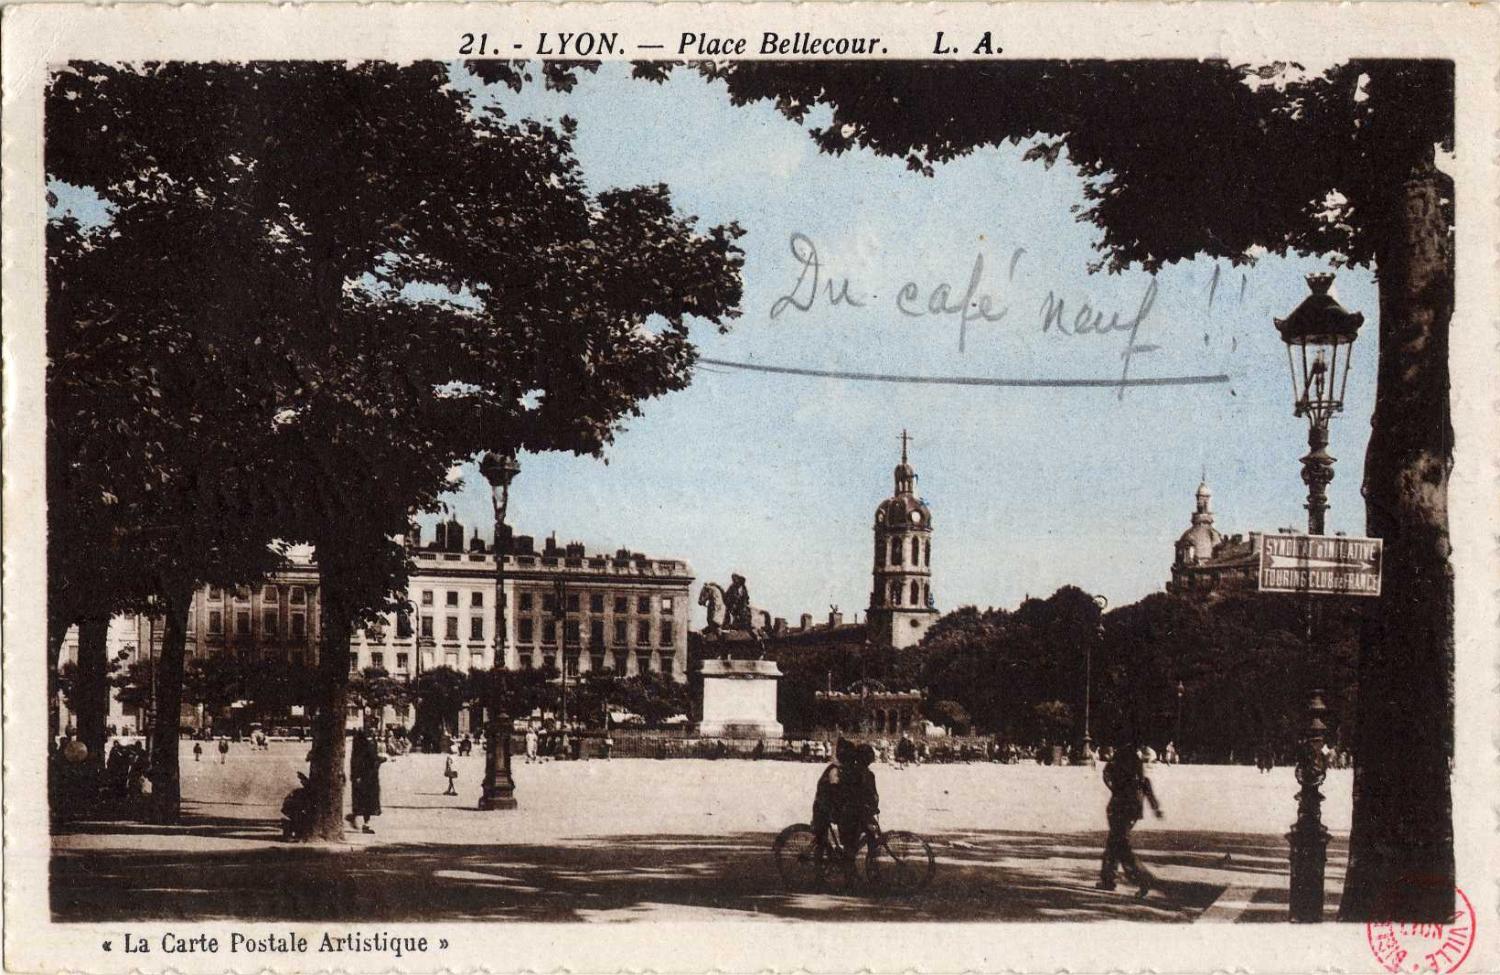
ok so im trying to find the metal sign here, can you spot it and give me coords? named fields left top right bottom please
left=1258, top=533, right=1383, bottom=596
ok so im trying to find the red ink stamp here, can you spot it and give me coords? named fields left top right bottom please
left=1366, top=885, right=1476, bottom=974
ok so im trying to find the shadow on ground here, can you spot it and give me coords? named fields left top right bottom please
left=51, top=814, right=1347, bottom=923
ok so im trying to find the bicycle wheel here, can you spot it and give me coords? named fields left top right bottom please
left=867, top=830, right=935, bottom=895
left=773, top=823, right=828, bottom=890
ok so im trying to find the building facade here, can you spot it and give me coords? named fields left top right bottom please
left=1166, top=479, right=1261, bottom=598
left=866, top=433, right=938, bottom=649
left=377, top=522, right=692, bottom=683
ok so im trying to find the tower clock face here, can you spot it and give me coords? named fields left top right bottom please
left=910, top=510, right=924, bottom=525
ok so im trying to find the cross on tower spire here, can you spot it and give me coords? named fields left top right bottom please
left=900, top=429, right=912, bottom=465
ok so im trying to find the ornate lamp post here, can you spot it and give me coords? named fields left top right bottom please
left=478, top=450, right=520, bottom=811
left=1084, top=594, right=1107, bottom=752
left=1274, top=272, right=1364, bottom=922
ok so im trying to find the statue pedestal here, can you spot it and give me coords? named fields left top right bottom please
left=697, top=659, right=784, bottom=739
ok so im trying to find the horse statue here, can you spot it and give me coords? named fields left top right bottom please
left=699, top=577, right=771, bottom=657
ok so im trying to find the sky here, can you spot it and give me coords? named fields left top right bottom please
left=52, top=61, right=1382, bottom=628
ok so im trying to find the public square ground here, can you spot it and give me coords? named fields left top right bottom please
left=52, top=742, right=1350, bottom=923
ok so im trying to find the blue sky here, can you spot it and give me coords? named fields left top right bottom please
left=433, top=63, right=1379, bottom=625
left=52, top=61, right=1381, bottom=627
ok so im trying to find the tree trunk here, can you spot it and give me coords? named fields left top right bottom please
left=147, top=583, right=192, bottom=823
left=74, top=615, right=112, bottom=768
left=1339, top=164, right=1455, bottom=922
left=306, top=569, right=352, bottom=840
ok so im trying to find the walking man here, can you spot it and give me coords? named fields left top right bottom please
left=217, top=738, right=229, bottom=765
left=1098, top=739, right=1163, bottom=898
left=524, top=725, right=539, bottom=764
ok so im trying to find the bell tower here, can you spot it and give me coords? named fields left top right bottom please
left=868, top=431, right=937, bottom=649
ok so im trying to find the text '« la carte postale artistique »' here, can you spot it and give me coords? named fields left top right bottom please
left=118, top=930, right=441, bottom=958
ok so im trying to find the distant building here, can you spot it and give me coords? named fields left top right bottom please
left=866, top=432, right=938, bottom=649
left=1167, top=479, right=1261, bottom=598
left=59, top=521, right=692, bottom=736
left=816, top=679, right=924, bottom=737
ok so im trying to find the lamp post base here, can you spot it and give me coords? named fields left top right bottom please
left=477, top=711, right=518, bottom=811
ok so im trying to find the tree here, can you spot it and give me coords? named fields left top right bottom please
left=689, top=59, right=1455, bottom=921
left=48, top=60, right=743, bottom=838
left=929, top=699, right=971, bottom=734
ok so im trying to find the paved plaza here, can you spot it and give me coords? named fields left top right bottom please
left=53, top=743, right=1350, bottom=923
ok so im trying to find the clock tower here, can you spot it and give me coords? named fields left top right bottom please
left=868, top=431, right=937, bottom=649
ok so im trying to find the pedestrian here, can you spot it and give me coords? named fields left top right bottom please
left=525, top=725, right=539, bottom=764
left=193, top=741, right=203, bottom=763
left=346, top=728, right=386, bottom=833
left=895, top=732, right=915, bottom=770
left=217, top=738, right=229, bottom=764
left=1097, top=740, right=1163, bottom=898
left=443, top=755, right=458, bottom=796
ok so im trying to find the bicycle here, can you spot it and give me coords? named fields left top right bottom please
left=773, top=818, right=935, bottom=896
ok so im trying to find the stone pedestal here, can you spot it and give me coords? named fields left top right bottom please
left=697, top=659, right=784, bottom=739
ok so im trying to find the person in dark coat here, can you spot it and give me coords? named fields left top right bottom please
left=1098, top=741, right=1163, bottom=897
left=346, top=729, right=385, bottom=833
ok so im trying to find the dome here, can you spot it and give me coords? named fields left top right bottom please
left=877, top=493, right=932, bottom=528
left=1196, top=480, right=1212, bottom=501
left=1177, top=522, right=1222, bottom=562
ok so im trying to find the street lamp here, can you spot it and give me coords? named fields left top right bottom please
left=1084, top=594, right=1107, bottom=752
left=478, top=449, right=520, bottom=811
left=1275, top=272, right=1365, bottom=536
left=1274, top=272, right=1364, bottom=922
left=553, top=577, right=570, bottom=740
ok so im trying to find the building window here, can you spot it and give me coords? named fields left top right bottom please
left=445, top=616, right=459, bottom=641
left=470, top=616, right=484, bottom=641
left=291, top=612, right=306, bottom=638
left=637, top=650, right=653, bottom=673
left=590, top=593, right=604, bottom=613
left=660, top=621, right=674, bottom=646
left=614, top=595, right=627, bottom=614
left=591, top=652, right=607, bottom=673
left=637, top=596, right=650, bottom=614
left=208, top=586, right=223, bottom=602
left=420, top=616, right=434, bottom=639
left=911, top=580, right=921, bottom=604
left=349, top=653, right=359, bottom=672
left=371, top=652, right=384, bottom=669
left=910, top=537, right=919, bottom=563
left=446, top=591, right=459, bottom=607
left=396, top=612, right=411, bottom=638
left=208, top=610, right=223, bottom=635
left=613, top=650, right=629, bottom=673
left=519, top=654, right=533, bottom=670
left=890, top=537, right=902, bottom=565
left=519, top=592, right=533, bottom=612
left=566, top=593, right=580, bottom=613
left=875, top=540, right=885, bottom=567
left=263, top=611, right=279, bottom=637
left=614, top=620, right=627, bottom=645
left=519, top=619, right=535, bottom=644
left=472, top=591, right=484, bottom=607
left=889, top=581, right=901, bottom=606
left=662, top=654, right=675, bottom=677
left=661, top=596, right=675, bottom=615
left=290, top=586, right=305, bottom=605
left=543, top=620, right=556, bottom=644
left=924, top=539, right=931, bottom=565
left=564, top=619, right=580, bottom=644
left=263, top=585, right=278, bottom=602
left=236, top=611, right=251, bottom=636
left=589, top=620, right=604, bottom=646
left=637, top=620, right=651, bottom=645
left=396, top=652, right=409, bottom=671
left=235, top=586, right=251, bottom=603
left=421, top=590, right=434, bottom=606
left=564, top=653, right=580, bottom=677
left=541, top=593, right=556, bottom=613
